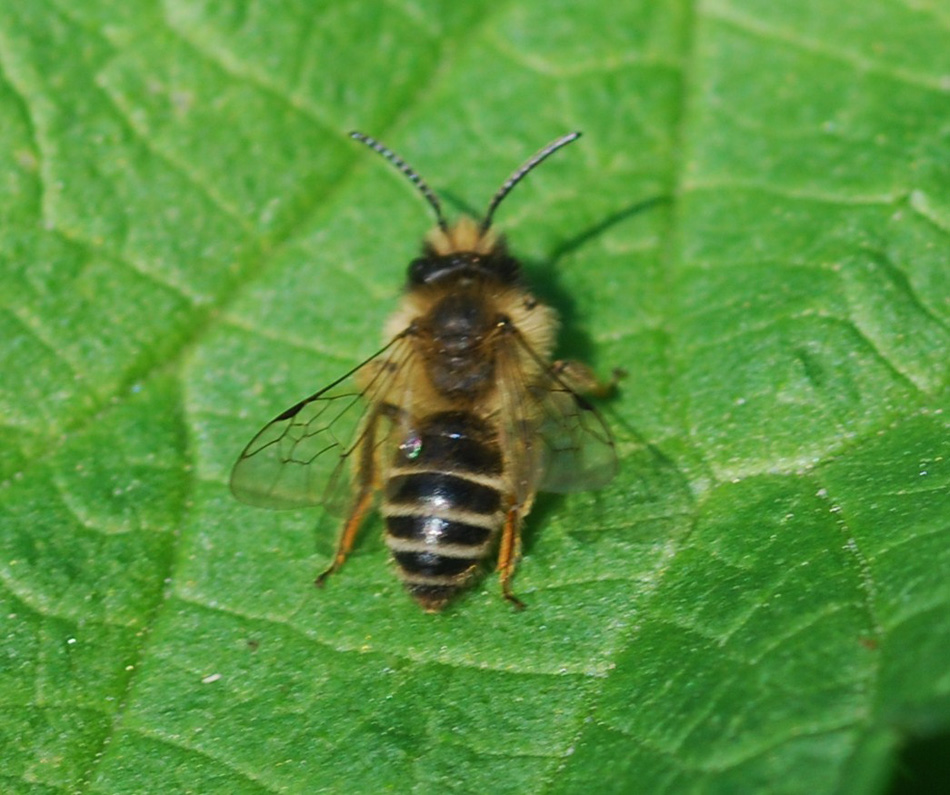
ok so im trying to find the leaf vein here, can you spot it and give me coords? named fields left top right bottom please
left=706, top=3, right=950, bottom=93
left=178, top=592, right=607, bottom=677
left=122, top=726, right=281, bottom=794
left=96, top=82, right=256, bottom=236
left=3, top=305, right=82, bottom=385
left=685, top=179, right=900, bottom=207
left=485, top=29, right=682, bottom=78
left=163, top=12, right=340, bottom=135
left=50, top=224, right=203, bottom=307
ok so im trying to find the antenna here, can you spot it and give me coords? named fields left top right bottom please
left=480, top=131, right=582, bottom=233
left=349, top=131, right=448, bottom=232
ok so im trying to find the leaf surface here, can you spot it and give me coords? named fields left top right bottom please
left=1, top=1, right=948, bottom=792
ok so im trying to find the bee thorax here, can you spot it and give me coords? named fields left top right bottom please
left=422, top=291, right=497, bottom=398
left=428, top=292, right=491, bottom=342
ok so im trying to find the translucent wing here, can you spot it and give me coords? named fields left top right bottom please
left=230, top=333, right=415, bottom=510
left=496, top=328, right=618, bottom=504
left=532, top=383, right=618, bottom=493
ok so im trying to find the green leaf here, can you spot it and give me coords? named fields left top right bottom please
left=1, top=1, right=948, bottom=792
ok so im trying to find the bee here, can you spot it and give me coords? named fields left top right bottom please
left=230, top=130, right=618, bottom=612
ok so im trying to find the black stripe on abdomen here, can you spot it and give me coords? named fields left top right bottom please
left=387, top=515, right=492, bottom=547
left=393, top=411, right=502, bottom=475
left=385, top=473, right=501, bottom=515
left=392, top=550, right=476, bottom=578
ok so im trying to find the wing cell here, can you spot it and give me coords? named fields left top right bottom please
left=230, top=334, right=414, bottom=511
left=496, top=327, right=618, bottom=504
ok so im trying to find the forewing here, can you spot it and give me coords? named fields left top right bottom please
left=496, top=329, right=618, bottom=503
left=533, top=384, right=617, bottom=493
left=230, top=334, right=413, bottom=510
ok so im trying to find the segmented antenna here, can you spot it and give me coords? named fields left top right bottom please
left=349, top=131, right=448, bottom=232
left=480, top=131, right=582, bottom=233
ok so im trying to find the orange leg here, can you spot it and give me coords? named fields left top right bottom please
left=498, top=506, right=526, bottom=610
left=315, top=488, right=374, bottom=587
left=315, top=409, right=382, bottom=588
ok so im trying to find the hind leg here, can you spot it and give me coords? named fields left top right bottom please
left=497, top=505, right=527, bottom=610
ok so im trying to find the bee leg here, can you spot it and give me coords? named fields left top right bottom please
left=551, top=360, right=625, bottom=398
left=315, top=488, right=374, bottom=587
left=498, top=506, right=527, bottom=610
left=315, top=408, right=383, bottom=588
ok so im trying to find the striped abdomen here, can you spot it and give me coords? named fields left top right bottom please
left=383, top=411, right=504, bottom=611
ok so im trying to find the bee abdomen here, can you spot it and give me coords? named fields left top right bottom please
left=386, top=472, right=501, bottom=514
left=383, top=412, right=505, bottom=611
left=387, top=514, right=493, bottom=547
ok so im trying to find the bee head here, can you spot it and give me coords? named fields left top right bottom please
left=407, top=217, right=520, bottom=286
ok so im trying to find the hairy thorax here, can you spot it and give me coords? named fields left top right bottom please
left=383, top=266, right=559, bottom=415
left=419, top=289, right=497, bottom=400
